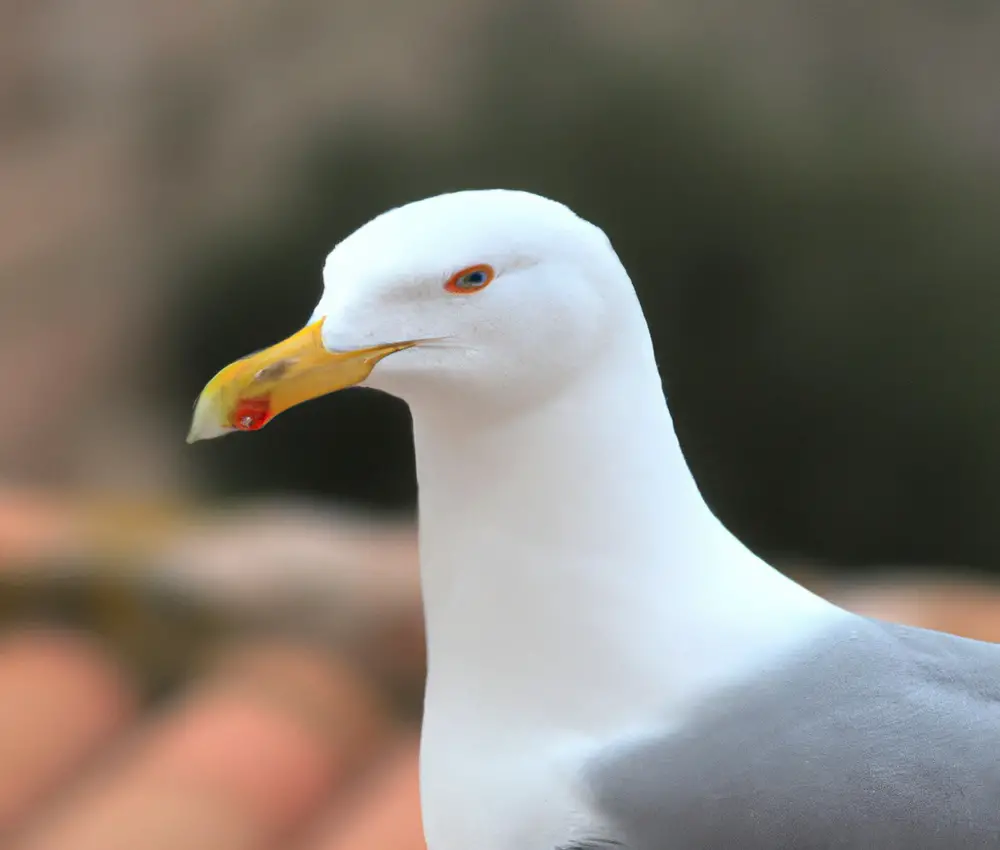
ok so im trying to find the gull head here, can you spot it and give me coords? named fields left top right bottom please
left=187, top=189, right=629, bottom=442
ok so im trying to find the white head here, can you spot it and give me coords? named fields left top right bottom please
left=187, top=189, right=637, bottom=441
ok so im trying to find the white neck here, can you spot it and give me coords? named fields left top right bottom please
left=408, top=299, right=839, bottom=740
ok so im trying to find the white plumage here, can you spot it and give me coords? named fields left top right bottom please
left=191, top=190, right=1000, bottom=850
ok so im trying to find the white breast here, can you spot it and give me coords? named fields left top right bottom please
left=419, top=711, right=616, bottom=850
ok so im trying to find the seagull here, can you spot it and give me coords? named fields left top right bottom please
left=188, top=190, right=1000, bottom=850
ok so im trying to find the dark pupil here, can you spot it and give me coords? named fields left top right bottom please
left=461, top=271, right=485, bottom=287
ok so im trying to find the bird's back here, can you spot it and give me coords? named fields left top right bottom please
left=587, top=616, right=1000, bottom=849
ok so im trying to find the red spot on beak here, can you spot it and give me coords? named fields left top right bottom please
left=230, top=396, right=272, bottom=431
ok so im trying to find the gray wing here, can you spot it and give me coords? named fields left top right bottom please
left=586, top=617, right=1000, bottom=849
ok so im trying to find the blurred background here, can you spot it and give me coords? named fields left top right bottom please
left=3, top=1, right=1000, bottom=847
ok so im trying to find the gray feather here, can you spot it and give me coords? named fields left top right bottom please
left=586, top=617, right=1000, bottom=849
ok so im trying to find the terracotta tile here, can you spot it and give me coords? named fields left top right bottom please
left=829, top=576, right=1000, bottom=643
left=0, top=629, right=135, bottom=832
left=14, top=779, right=262, bottom=850
left=13, top=641, right=393, bottom=850
left=306, top=735, right=425, bottom=850
left=200, top=639, right=395, bottom=791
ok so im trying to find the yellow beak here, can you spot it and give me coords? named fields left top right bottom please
left=186, top=319, right=423, bottom=443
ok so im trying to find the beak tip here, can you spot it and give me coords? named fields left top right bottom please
left=186, top=391, right=233, bottom=444
left=186, top=422, right=234, bottom=444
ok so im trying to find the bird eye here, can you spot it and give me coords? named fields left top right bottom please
left=445, top=264, right=495, bottom=294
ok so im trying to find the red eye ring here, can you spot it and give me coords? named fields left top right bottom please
left=444, top=264, right=495, bottom=294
